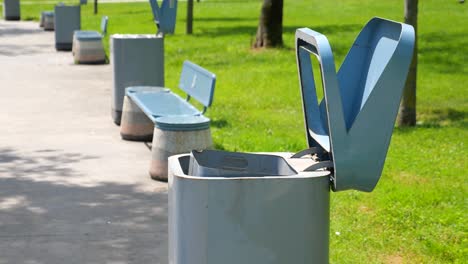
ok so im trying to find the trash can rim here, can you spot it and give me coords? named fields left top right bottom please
left=111, top=34, right=163, bottom=39
left=169, top=153, right=331, bottom=181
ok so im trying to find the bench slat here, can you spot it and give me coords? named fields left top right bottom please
left=128, top=91, right=200, bottom=123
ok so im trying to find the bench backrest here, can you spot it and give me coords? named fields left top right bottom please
left=101, top=16, right=108, bottom=36
left=179, top=61, right=216, bottom=111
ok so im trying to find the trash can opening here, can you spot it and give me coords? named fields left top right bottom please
left=188, top=150, right=298, bottom=178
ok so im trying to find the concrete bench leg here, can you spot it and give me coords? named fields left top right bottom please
left=73, top=39, right=106, bottom=64
left=150, top=127, right=213, bottom=181
left=120, top=96, right=154, bottom=141
left=43, top=16, right=54, bottom=31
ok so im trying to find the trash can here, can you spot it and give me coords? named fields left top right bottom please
left=3, top=0, right=20, bottom=21
left=54, top=4, right=80, bottom=51
left=169, top=150, right=330, bottom=264
left=110, top=34, right=164, bottom=125
left=168, top=17, right=415, bottom=263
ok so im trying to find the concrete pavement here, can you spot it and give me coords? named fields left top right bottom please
left=0, top=20, right=168, bottom=264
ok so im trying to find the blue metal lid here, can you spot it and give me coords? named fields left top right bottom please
left=295, top=17, right=415, bottom=192
left=155, top=115, right=210, bottom=131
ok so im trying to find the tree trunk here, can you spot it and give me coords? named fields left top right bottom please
left=94, top=0, right=98, bottom=14
left=253, top=0, right=284, bottom=48
left=398, top=0, right=418, bottom=126
left=186, top=0, right=194, bottom=34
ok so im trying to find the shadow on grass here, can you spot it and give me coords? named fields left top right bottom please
left=419, top=32, right=468, bottom=74
left=185, top=17, right=258, bottom=22
left=396, top=108, right=467, bottom=131
left=0, top=147, right=168, bottom=263
left=196, top=24, right=361, bottom=38
left=213, top=142, right=226, bottom=150
left=211, top=118, right=229, bottom=128
left=419, top=108, right=467, bottom=127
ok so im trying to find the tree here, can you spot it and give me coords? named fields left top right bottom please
left=253, top=0, right=284, bottom=48
left=187, top=0, right=194, bottom=34
left=397, top=0, right=418, bottom=126
left=94, top=0, right=98, bottom=15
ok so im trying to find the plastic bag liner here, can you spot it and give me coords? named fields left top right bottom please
left=188, top=150, right=297, bottom=178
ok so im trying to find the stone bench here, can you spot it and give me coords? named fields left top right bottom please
left=41, top=11, right=54, bottom=31
left=120, top=61, right=216, bottom=181
left=72, top=16, right=108, bottom=64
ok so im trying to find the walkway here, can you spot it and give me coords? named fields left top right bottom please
left=0, top=20, right=168, bottom=264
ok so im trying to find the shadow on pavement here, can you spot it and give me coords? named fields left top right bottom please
left=0, top=147, right=168, bottom=264
left=0, top=23, right=43, bottom=37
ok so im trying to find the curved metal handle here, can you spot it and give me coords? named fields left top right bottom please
left=295, top=28, right=346, bottom=154
left=295, top=19, right=415, bottom=192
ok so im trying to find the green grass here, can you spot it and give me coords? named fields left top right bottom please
left=5, top=0, right=468, bottom=262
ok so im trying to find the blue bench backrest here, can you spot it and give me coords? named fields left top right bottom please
left=296, top=17, right=415, bottom=192
left=179, top=61, right=216, bottom=110
left=100, top=16, right=108, bottom=36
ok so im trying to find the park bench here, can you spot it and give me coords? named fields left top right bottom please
left=72, top=16, right=108, bottom=64
left=41, top=11, right=54, bottom=31
left=120, top=60, right=216, bottom=181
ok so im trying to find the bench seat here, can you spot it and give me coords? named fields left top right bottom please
left=127, top=88, right=202, bottom=123
left=74, top=30, right=102, bottom=41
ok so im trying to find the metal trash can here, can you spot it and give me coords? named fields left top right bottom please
left=169, top=150, right=330, bottom=264
left=3, top=0, right=20, bottom=21
left=54, top=4, right=80, bottom=51
left=168, top=17, right=415, bottom=263
left=110, top=34, right=164, bottom=125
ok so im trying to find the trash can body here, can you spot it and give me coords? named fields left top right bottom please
left=54, top=5, right=80, bottom=51
left=110, top=34, right=164, bottom=125
left=168, top=152, right=330, bottom=264
left=3, top=0, right=20, bottom=21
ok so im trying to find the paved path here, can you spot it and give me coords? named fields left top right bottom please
left=0, top=20, right=168, bottom=264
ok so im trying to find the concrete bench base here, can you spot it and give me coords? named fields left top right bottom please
left=43, top=12, right=54, bottom=31
left=72, top=38, right=106, bottom=64
left=120, top=95, right=154, bottom=141
left=149, top=126, right=213, bottom=181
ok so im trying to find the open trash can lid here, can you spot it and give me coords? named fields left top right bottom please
left=295, top=17, right=415, bottom=192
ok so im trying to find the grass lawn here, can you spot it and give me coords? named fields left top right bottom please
left=4, top=0, right=467, bottom=262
